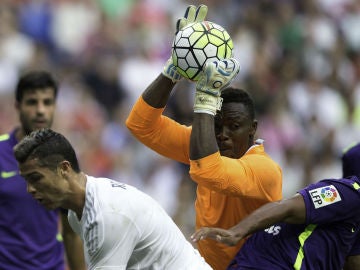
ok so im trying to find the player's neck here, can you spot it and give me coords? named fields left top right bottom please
left=15, top=127, right=26, bottom=142
left=69, top=172, right=87, bottom=220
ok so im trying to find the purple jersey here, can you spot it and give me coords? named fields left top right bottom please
left=228, top=176, right=360, bottom=270
left=0, top=130, right=64, bottom=270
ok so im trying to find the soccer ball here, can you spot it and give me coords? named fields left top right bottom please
left=172, top=21, right=234, bottom=81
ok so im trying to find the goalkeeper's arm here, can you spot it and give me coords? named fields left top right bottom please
left=190, top=58, right=240, bottom=160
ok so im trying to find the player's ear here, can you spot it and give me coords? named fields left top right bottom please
left=58, top=160, right=71, bottom=177
left=250, top=120, right=257, bottom=136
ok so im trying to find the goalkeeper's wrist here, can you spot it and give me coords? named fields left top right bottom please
left=162, top=59, right=182, bottom=83
left=193, top=91, right=222, bottom=116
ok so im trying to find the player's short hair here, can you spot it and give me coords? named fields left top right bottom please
left=13, top=128, right=80, bottom=173
left=221, top=87, right=256, bottom=120
left=15, top=71, right=58, bottom=102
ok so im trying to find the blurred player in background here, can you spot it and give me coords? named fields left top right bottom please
left=192, top=143, right=360, bottom=270
left=341, top=142, right=360, bottom=269
left=342, top=142, right=360, bottom=178
left=0, top=71, right=85, bottom=269
left=14, top=128, right=213, bottom=270
left=126, top=4, right=282, bottom=270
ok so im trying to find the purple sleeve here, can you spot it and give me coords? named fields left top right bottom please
left=298, top=178, right=360, bottom=225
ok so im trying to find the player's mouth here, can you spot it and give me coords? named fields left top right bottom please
left=218, top=143, right=232, bottom=151
left=33, top=120, right=48, bottom=128
left=219, top=148, right=235, bottom=157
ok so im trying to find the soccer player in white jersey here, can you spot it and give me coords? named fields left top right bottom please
left=13, top=128, right=212, bottom=270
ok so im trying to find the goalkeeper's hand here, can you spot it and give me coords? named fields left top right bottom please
left=162, top=5, right=208, bottom=83
left=194, top=58, right=240, bottom=115
left=175, top=4, right=208, bottom=34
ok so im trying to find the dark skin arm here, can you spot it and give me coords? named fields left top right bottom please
left=142, top=74, right=176, bottom=108
left=190, top=114, right=218, bottom=160
left=343, top=255, right=360, bottom=270
left=142, top=73, right=217, bottom=160
left=191, top=194, right=306, bottom=246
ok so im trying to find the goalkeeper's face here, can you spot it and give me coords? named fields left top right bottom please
left=215, top=102, right=257, bottom=159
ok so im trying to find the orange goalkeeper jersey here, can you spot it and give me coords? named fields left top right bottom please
left=126, top=97, right=282, bottom=270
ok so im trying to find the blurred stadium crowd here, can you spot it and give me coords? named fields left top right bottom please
left=0, top=0, right=359, bottom=237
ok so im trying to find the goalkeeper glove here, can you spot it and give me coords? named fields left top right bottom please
left=194, top=58, right=240, bottom=115
left=162, top=5, right=208, bottom=83
left=175, top=4, right=208, bottom=34
left=163, top=58, right=182, bottom=83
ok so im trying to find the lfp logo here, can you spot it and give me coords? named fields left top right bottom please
left=309, top=185, right=341, bottom=209
left=320, top=186, right=338, bottom=202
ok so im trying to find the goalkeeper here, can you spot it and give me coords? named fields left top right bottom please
left=125, top=4, right=282, bottom=270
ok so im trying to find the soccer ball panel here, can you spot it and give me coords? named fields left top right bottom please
left=189, top=32, right=206, bottom=45
left=171, top=20, right=234, bottom=81
left=176, top=48, right=190, bottom=58
left=178, top=58, right=188, bottom=69
left=190, top=22, right=205, bottom=32
left=175, top=37, right=190, bottom=48
left=223, top=31, right=231, bottom=41
left=186, top=52, right=197, bottom=67
left=203, top=43, right=218, bottom=58
left=193, top=49, right=207, bottom=66
left=210, top=29, right=225, bottom=39
left=193, top=35, right=209, bottom=49
left=181, top=26, right=195, bottom=37
left=186, top=67, right=200, bottom=80
left=218, top=44, right=227, bottom=58
left=207, top=35, right=224, bottom=48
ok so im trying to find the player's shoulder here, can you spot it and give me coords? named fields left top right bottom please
left=343, top=142, right=360, bottom=157
left=0, top=133, right=11, bottom=143
left=333, top=176, right=360, bottom=189
left=245, top=142, right=280, bottom=167
left=0, top=129, right=17, bottom=145
left=308, top=176, right=360, bottom=193
left=88, top=176, right=136, bottom=196
left=87, top=176, right=152, bottom=216
left=0, top=133, right=14, bottom=155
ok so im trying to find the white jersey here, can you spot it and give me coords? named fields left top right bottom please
left=68, top=176, right=212, bottom=270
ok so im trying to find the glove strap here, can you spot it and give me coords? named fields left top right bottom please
left=193, top=91, right=223, bottom=116
left=162, top=58, right=182, bottom=83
